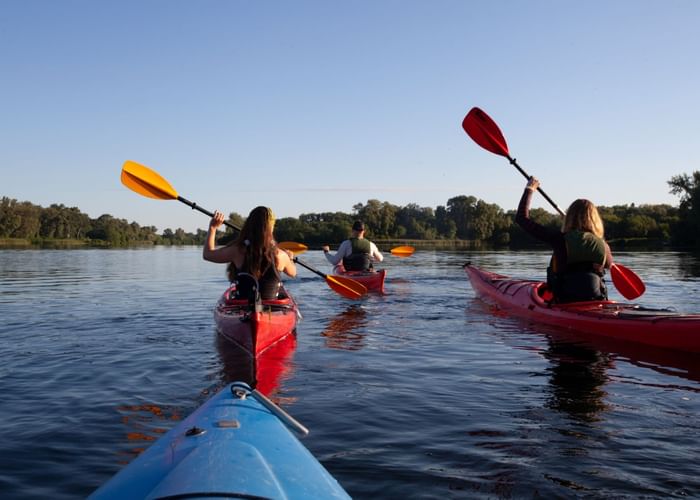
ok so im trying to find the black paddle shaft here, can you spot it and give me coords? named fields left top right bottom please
left=293, top=257, right=328, bottom=279
left=506, top=156, right=565, bottom=216
left=177, top=195, right=242, bottom=232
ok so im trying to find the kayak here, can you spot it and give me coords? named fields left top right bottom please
left=215, top=283, right=299, bottom=357
left=89, top=382, right=350, bottom=499
left=463, top=262, right=700, bottom=353
left=334, top=266, right=386, bottom=294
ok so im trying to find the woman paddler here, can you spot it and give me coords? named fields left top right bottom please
left=515, top=177, right=613, bottom=303
left=203, top=206, right=296, bottom=300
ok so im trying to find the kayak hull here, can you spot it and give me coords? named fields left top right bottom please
left=464, top=263, right=700, bottom=352
left=89, top=382, right=350, bottom=499
left=334, top=266, right=386, bottom=294
left=215, top=284, right=299, bottom=357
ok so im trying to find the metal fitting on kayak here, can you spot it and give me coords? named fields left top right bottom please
left=231, top=382, right=252, bottom=399
left=185, top=426, right=206, bottom=437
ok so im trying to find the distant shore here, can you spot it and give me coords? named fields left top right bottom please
left=0, top=237, right=675, bottom=251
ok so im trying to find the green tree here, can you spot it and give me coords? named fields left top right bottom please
left=668, top=171, right=700, bottom=246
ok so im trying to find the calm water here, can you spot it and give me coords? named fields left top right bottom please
left=1, top=247, right=699, bottom=499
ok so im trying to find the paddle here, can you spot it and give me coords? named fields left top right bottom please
left=293, top=257, right=368, bottom=300
left=121, top=160, right=243, bottom=232
left=277, top=242, right=308, bottom=255
left=462, top=107, right=646, bottom=300
left=389, top=245, right=415, bottom=257
left=280, top=242, right=411, bottom=257
left=121, top=161, right=362, bottom=298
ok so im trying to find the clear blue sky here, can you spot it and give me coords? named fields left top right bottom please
left=2, top=1, right=699, bottom=233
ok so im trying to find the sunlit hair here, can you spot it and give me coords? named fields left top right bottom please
left=227, top=206, right=277, bottom=281
left=562, top=199, right=604, bottom=238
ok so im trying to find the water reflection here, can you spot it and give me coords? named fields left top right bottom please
left=537, top=324, right=700, bottom=386
left=678, top=252, right=700, bottom=278
left=114, top=403, right=182, bottom=464
left=321, top=305, right=368, bottom=351
left=542, top=338, right=612, bottom=422
left=215, top=332, right=296, bottom=396
left=471, top=296, right=700, bottom=386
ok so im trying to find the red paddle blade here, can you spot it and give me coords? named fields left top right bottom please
left=610, top=263, right=646, bottom=300
left=462, top=107, right=510, bottom=158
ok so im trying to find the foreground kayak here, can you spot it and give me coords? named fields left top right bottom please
left=215, top=283, right=299, bottom=357
left=464, top=262, right=700, bottom=353
left=334, top=266, right=387, bottom=294
left=90, top=382, right=350, bottom=499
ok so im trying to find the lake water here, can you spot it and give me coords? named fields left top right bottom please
left=1, top=247, right=699, bottom=499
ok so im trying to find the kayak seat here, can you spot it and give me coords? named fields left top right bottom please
left=227, top=273, right=260, bottom=305
left=224, top=277, right=293, bottom=312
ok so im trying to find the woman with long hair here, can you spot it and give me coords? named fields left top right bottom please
left=515, top=177, right=612, bottom=303
left=203, top=206, right=296, bottom=300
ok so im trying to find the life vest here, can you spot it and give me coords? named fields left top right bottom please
left=342, top=237, right=372, bottom=271
left=547, top=230, right=608, bottom=303
left=231, top=261, right=281, bottom=301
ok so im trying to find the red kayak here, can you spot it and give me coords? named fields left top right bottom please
left=463, top=262, right=700, bottom=353
left=215, top=284, right=299, bottom=357
left=334, top=266, right=386, bottom=294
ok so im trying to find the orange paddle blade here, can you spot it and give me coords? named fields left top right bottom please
left=121, top=161, right=179, bottom=200
left=390, top=245, right=415, bottom=257
left=277, top=242, right=308, bottom=255
left=326, top=275, right=367, bottom=300
left=610, top=263, right=646, bottom=300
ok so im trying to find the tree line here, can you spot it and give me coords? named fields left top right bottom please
left=2, top=171, right=699, bottom=248
left=0, top=198, right=205, bottom=246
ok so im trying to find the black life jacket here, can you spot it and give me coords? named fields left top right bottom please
left=342, top=237, right=372, bottom=271
left=231, top=260, right=281, bottom=301
left=547, top=230, right=608, bottom=303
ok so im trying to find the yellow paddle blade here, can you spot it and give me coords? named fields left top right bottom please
left=326, top=275, right=367, bottom=300
left=277, top=242, right=308, bottom=255
left=390, top=245, right=415, bottom=257
left=121, top=160, right=179, bottom=200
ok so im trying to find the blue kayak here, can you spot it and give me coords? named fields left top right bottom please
left=90, top=382, right=350, bottom=499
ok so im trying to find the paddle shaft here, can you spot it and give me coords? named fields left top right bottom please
left=177, top=195, right=242, bottom=232
left=506, top=157, right=564, bottom=216
left=293, top=257, right=328, bottom=279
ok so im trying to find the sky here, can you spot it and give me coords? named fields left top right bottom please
left=2, top=1, right=699, bottom=233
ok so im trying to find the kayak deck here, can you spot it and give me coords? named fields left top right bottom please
left=89, top=382, right=350, bottom=499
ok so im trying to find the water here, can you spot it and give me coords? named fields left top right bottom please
left=1, top=247, right=699, bottom=499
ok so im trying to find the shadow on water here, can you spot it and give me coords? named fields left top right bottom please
left=321, top=305, right=368, bottom=351
left=215, top=332, right=297, bottom=397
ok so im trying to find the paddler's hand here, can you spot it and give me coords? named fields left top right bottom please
left=209, top=210, right=225, bottom=231
left=526, top=177, right=540, bottom=191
